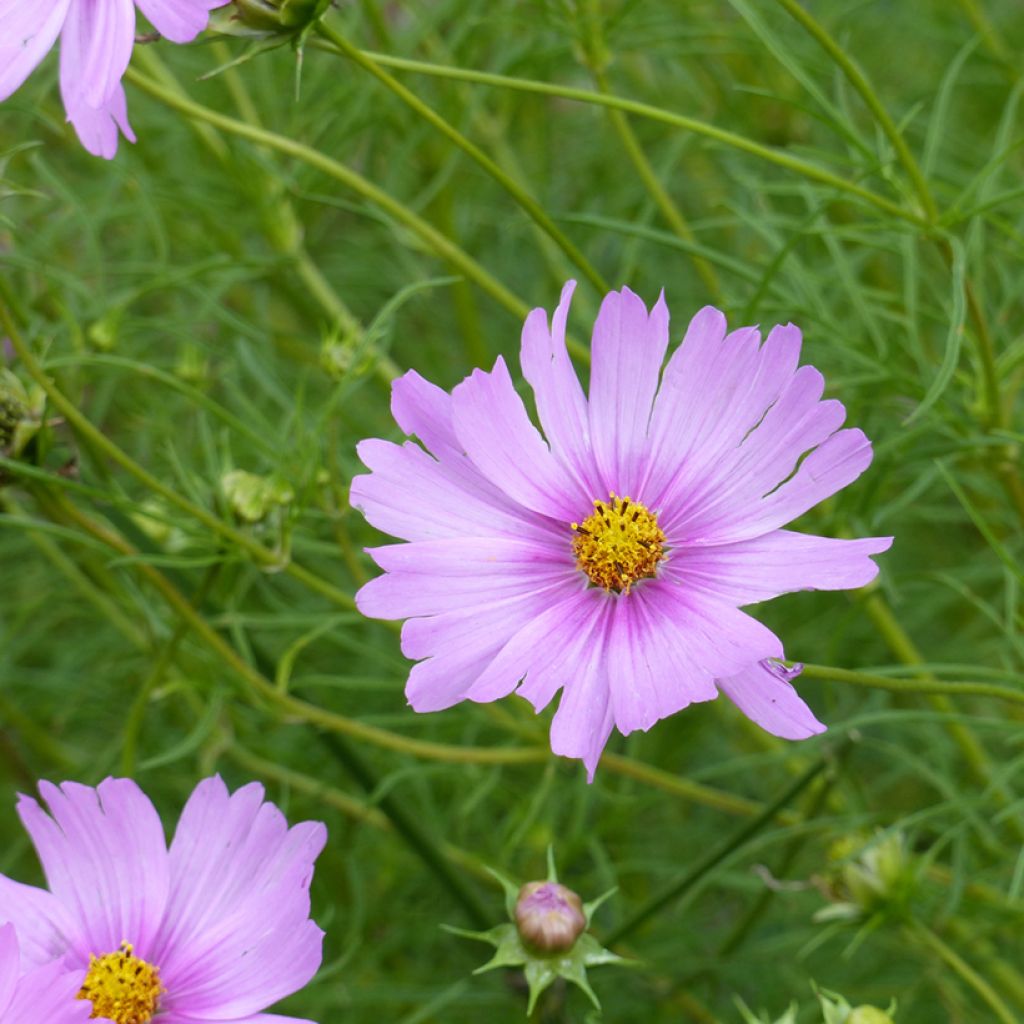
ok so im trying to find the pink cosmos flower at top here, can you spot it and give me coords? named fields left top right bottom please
left=0, top=0, right=229, bottom=158
left=351, top=282, right=892, bottom=779
left=0, top=775, right=326, bottom=1024
left=0, top=923, right=97, bottom=1024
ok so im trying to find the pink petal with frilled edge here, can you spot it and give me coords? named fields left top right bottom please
left=520, top=280, right=602, bottom=496
left=0, top=876, right=75, bottom=965
left=452, top=357, right=586, bottom=521
left=158, top=1016, right=316, bottom=1024
left=135, top=0, right=228, bottom=43
left=0, top=925, right=16, bottom=1018
left=606, top=578, right=783, bottom=735
left=16, top=779, right=169, bottom=962
left=3, top=958, right=94, bottom=1024
left=667, top=530, right=892, bottom=604
left=390, top=369, right=462, bottom=460
left=644, top=315, right=802, bottom=508
left=153, top=777, right=325, bottom=1020
left=587, top=287, right=669, bottom=498
left=0, top=0, right=71, bottom=101
left=548, top=597, right=615, bottom=781
left=402, top=578, right=580, bottom=712
left=358, top=538, right=575, bottom=620
left=60, top=80, right=134, bottom=159
left=718, top=661, right=826, bottom=740
left=59, top=0, right=134, bottom=109
left=351, top=438, right=556, bottom=545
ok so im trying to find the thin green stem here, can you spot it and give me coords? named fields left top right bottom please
left=800, top=662, right=1024, bottom=710
left=910, top=921, right=1018, bottom=1024
left=319, top=731, right=492, bottom=928
left=603, top=744, right=840, bottom=945
left=0, top=295, right=356, bottom=611
left=45, top=490, right=549, bottom=766
left=860, top=592, right=1024, bottom=843
left=307, top=47, right=927, bottom=227
left=120, top=564, right=222, bottom=775
left=124, top=67, right=533, bottom=326
left=771, top=0, right=939, bottom=224
left=317, top=19, right=609, bottom=295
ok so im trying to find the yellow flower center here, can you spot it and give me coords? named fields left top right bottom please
left=77, top=943, right=163, bottom=1024
left=571, top=494, right=666, bottom=592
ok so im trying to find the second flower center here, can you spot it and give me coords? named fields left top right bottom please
left=78, top=942, right=163, bottom=1024
left=571, top=494, right=666, bottom=593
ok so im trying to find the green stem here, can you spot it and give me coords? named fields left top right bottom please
left=910, top=921, right=1018, bottom=1024
left=0, top=295, right=356, bottom=611
left=43, top=488, right=546, bottom=766
left=860, top=593, right=1024, bottom=842
left=306, top=47, right=926, bottom=226
left=319, top=731, right=492, bottom=928
left=120, top=564, right=222, bottom=775
left=124, top=67, right=534, bottom=326
left=771, top=0, right=939, bottom=224
left=715, top=741, right=850, bottom=958
left=603, top=743, right=840, bottom=945
left=317, top=19, right=608, bottom=295
left=800, top=662, right=1024, bottom=710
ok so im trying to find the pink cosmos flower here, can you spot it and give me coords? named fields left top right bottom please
left=351, top=282, right=892, bottom=778
left=0, top=0, right=228, bottom=158
left=0, top=923, right=96, bottom=1024
left=0, top=775, right=326, bottom=1024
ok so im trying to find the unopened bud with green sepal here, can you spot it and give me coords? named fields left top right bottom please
left=817, top=985, right=896, bottom=1024
left=0, top=368, right=44, bottom=458
left=222, top=469, right=294, bottom=523
left=218, top=0, right=331, bottom=36
left=445, top=851, right=626, bottom=1015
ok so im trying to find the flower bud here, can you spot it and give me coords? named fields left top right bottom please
left=226, top=0, right=330, bottom=34
left=514, top=881, right=586, bottom=954
left=848, top=1008, right=896, bottom=1024
left=222, top=469, right=294, bottom=524
left=0, top=392, right=24, bottom=451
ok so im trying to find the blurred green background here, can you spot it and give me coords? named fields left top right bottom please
left=1, top=1, right=1024, bottom=1020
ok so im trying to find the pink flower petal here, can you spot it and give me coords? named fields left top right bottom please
left=667, top=529, right=893, bottom=604
left=0, top=876, right=75, bottom=965
left=59, top=0, right=135, bottom=110
left=718, top=661, right=826, bottom=739
left=390, top=369, right=461, bottom=461
left=153, top=777, right=326, bottom=1020
left=358, top=539, right=574, bottom=619
left=3, top=958, right=93, bottom=1024
left=0, top=0, right=71, bottom=101
left=604, top=578, right=783, bottom=735
left=645, top=316, right=802, bottom=507
left=60, top=80, right=134, bottom=159
left=0, top=925, right=17, bottom=1018
left=402, top=579, right=577, bottom=711
left=452, top=356, right=585, bottom=520
left=351, top=438, right=552, bottom=544
left=16, top=779, right=169, bottom=962
left=548, top=598, right=615, bottom=781
left=588, top=287, right=669, bottom=497
left=519, top=280, right=602, bottom=495
left=135, top=0, right=228, bottom=43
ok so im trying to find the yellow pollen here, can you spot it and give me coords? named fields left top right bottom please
left=77, top=943, right=163, bottom=1024
left=571, top=494, right=666, bottom=593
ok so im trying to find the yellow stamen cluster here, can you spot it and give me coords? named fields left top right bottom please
left=571, top=494, right=666, bottom=593
left=77, top=943, right=163, bottom=1024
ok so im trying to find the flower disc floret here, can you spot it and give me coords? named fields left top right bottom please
left=78, top=943, right=162, bottom=1024
left=572, top=494, right=665, bottom=592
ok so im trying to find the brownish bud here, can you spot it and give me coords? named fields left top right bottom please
left=514, top=881, right=586, bottom=954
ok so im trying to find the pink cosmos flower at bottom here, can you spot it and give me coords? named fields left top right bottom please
left=351, top=282, right=892, bottom=778
left=0, top=0, right=229, bottom=157
left=0, top=924, right=95, bottom=1024
left=0, top=775, right=326, bottom=1024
